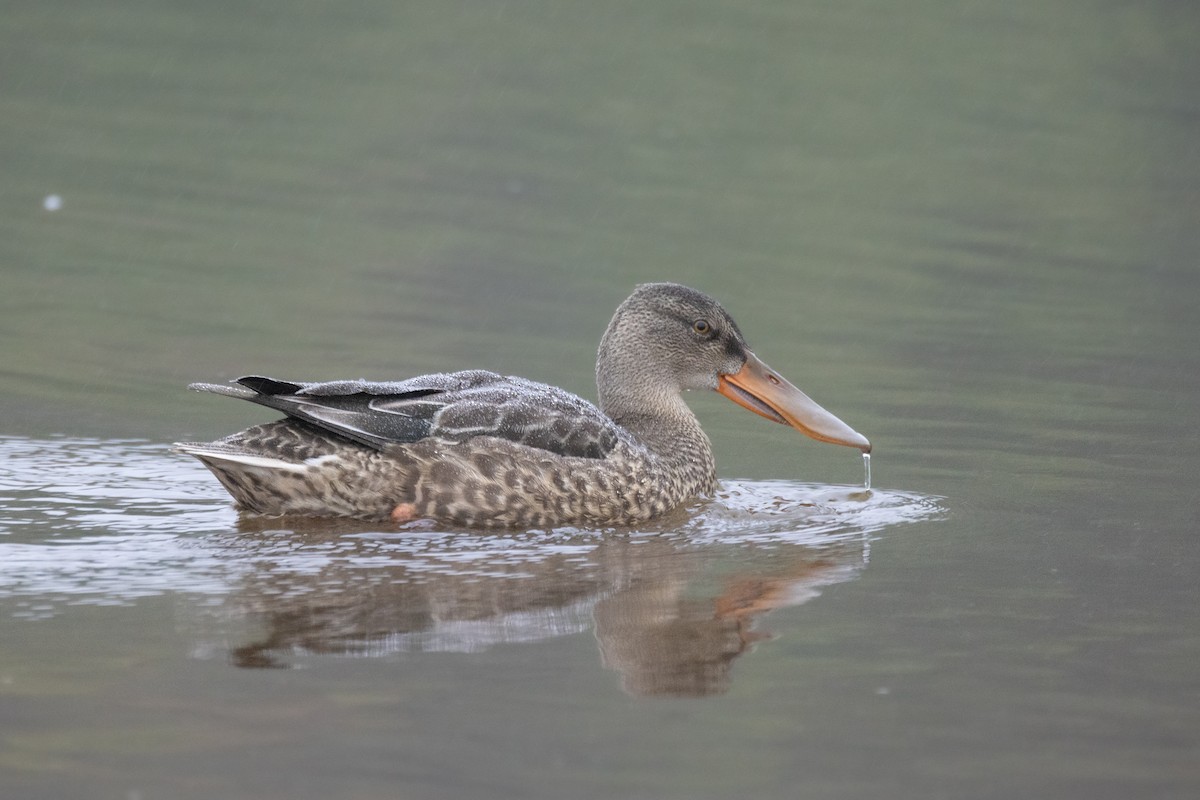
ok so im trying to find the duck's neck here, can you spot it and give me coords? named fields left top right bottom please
left=595, top=325, right=716, bottom=482
left=601, top=391, right=717, bottom=480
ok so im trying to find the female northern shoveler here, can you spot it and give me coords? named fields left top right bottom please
left=177, top=283, right=870, bottom=528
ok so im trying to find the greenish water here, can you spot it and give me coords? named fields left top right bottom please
left=2, top=1, right=1198, bottom=798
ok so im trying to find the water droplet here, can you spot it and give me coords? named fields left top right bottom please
left=43, top=194, right=63, bottom=211
left=862, top=452, right=871, bottom=491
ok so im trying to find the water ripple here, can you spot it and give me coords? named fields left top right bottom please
left=0, top=436, right=943, bottom=622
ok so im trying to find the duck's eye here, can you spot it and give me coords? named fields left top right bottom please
left=692, top=319, right=712, bottom=335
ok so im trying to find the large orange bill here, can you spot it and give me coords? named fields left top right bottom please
left=717, top=351, right=871, bottom=453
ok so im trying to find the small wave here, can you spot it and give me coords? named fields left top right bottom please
left=0, top=437, right=942, bottom=619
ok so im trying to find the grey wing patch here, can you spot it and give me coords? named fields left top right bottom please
left=284, top=397, right=433, bottom=449
left=198, top=371, right=620, bottom=459
left=430, top=377, right=620, bottom=459
left=292, top=370, right=503, bottom=398
left=217, top=373, right=485, bottom=451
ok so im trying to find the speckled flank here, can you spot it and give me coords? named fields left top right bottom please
left=185, top=417, right=716, bottom=528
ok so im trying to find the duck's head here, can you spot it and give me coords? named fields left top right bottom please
left=596, top=282, right=871, bottom=453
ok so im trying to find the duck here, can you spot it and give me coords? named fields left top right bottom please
left=176, top=282, right=870, bottom=528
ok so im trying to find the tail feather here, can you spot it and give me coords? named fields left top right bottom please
left=173, top=442, right=309, bottom=473
left=188, top=382, right=257, bottom=399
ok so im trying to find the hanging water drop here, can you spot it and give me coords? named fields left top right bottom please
left=862, top=452, right=872, bottom=491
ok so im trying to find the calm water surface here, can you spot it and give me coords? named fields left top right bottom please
left=2, top=1, right=1198, bottom=798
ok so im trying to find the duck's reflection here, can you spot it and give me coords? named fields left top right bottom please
left=220, top=516, right=866, bottom=697
left=592, top=541, right=858, bottom=697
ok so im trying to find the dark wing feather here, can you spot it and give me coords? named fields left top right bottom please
left=198, top=371, right=621, bottom=459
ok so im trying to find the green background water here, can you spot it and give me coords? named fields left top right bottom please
left=2, top=1, right=1198, bottom=798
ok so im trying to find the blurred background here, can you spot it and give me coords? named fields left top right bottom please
left=2, top=1, right=1198, bottom=798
